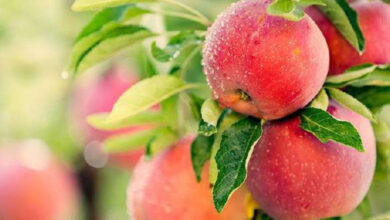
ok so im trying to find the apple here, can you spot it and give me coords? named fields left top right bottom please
left=127, top=137, right=247, bottom=220
left=0, top=140, right=80, bottom=220
left=246, top=101, right=376, bottom=219
left=202, top=0, right=329, bottom=120
left=306, top=1, right=390, bottom=75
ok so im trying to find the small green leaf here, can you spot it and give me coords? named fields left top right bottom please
left=349, top=65, right=390, bottom=87
left=72, top=0, right=157, bottom=11
left=75, top=5, right=128, bottom=42
left=317, top=0, right=365, bottom=53
left=106, top=75, right=201, bottom=124
left=267, top=0, right=305, bottom=21
left=198, top=99, right=223, bottom=136
left=297, top=0, right=326, bottom=7
left=198, top=119, right=218, bottom=136
left=145, top=128, right=177, bottom=158
left=191, top=134, right=214, bottom=182
left=326, top=64, right=390, bottom=88
left=68, top=24, right=156, bottom=74
left=260, top=213, right=273, bottom=220
left=136, top=48, right=158, bottom=79
left=201, top=99, right=222, bottom=127
left=213, top=117, right=263, bottom=212
left=103, top=129, right=158, bottom=153
left=87, top=111, right=164, bottom=131
left=151, top=42, right=172, bottom=62
left=151, top=31, right=203, bottom=62
left=309, top=88, right=329, bottom=111
left=325, top=63, right=376, bottom=87
left=300, top=107, right=364, bottom=152
left=327, top=88, right=375, bottom=122
left=75, top=5, right=150, bottom=43
left=346, top=86, right=390, bottom=111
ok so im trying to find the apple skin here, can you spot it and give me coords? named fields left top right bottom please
left=127, top=137, right=247, bottom=220
left=306, top=1, right=390, bottom=75
left=70, top=65, right=146, bottom=168
left=246, top=101, right=376, bottom=220
left=202, top=0, right=329, bottom=120
left=0, top=142, right=80, bottom=220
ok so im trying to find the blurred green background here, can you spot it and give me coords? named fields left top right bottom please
left=0, top=0, right=234, bottom=219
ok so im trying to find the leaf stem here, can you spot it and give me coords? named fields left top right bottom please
left=151, top=9, right=210, bottom=26
left=160, top=0, right=212, bottom=26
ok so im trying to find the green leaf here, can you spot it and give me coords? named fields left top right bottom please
left=325, top=63, right=376, bottom=87
left=76, top=5, right=127, bottom=42
left=151, top=31, right=203, bottom=62
left=297, top=0, right=326, bottom=6
left=103, top=129, right=158, bottom=153
left=349, top=65, right=390, bottom=87
left=198, top=99, right=223, bottom=136
left=300, top=107, right=364, bottom=152
left=161, top=95, right=179, bottom=130
left=191, top=134, right=214, bottom=182
left=317, top=0, right=365, bottom=53
left=72, top=0, right=157, bottom=11
left=267, top=0, right=305, bottom=21
left=68, top=24, right=156, bottom=74
left=75, top=5, right=150, bottom=43
left=145, top=128, right=177, bottom=158
left=136, top=48, right=158, bottom=79
left=327, top=88, right=375, bottom=122
left=309, top=88, right=329, bottom=111
left=201, top=99, right=222, bottom=127
left=198, top=119, right=218, bottom=136
left=87, top=111, right=164, bottom=131
left=213, top=117, right=263, bottom=212
left=326, top=64, right=390, bottom=88
left=346, top=86, right=390, bottom=111
left=209, top=110, right=242, bottom=185
left=106, top=75, right=201, bottom=124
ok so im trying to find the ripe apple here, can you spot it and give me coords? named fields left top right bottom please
left=247, top=102, right=376, bottom=219
left=0, top=140, right=80, bottom=220
left=127, top=137, right=248, bottom=220
left=306, top=1, right=390, bottom=75
left=203, top=0, right=329, bottom=120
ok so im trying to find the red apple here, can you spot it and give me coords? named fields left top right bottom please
left=203, top=0, right=329, bottom=120
left=127, top=137, right=247, bottom=220
left=247, top=102, right=376, bottom=220
left=0, top=140, right=80, bottom=220
left=306, top=1, right=390, bottom=75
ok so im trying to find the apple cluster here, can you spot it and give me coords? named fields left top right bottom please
left=64, top=0, right=390, bottom=219
left=127, top=0, right=390, bottom=219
